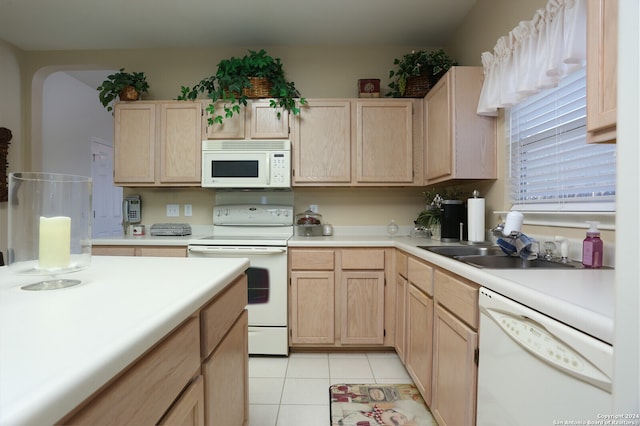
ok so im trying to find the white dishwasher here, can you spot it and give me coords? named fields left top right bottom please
left=477, top=287, right=613, bottom=426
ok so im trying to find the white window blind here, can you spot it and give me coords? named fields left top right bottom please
left=507, top=67, right=616, bottom=212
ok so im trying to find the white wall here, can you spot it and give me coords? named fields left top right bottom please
left=614, top=0, right=640, bottom=413
left=42, top=72, right=114, bottom=176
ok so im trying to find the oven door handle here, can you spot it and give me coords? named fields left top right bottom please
left=188, top=246, right=286, bottom=255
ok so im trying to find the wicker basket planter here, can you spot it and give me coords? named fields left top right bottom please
left=243, top=77, right=272, bottom=98
left=119, top=86, right=140, bottom=102
left=403, top=74, right=432, bottom=98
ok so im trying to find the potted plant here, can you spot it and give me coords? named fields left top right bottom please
left=97, top=68, right=150, bottom=112
left=387, top=49, right=457, bottom=98
left=178, top=49, right=306, bottom=125
left=415, top=186, right=464, bottom=239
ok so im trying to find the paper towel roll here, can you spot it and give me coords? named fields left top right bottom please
left=467, top=198, right=485, bottom=242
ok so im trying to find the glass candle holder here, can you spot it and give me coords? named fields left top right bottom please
left=7, top=172, right=92, bottom=291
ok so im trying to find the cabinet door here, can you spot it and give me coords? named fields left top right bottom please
left=394, top=274, right=408, bottom=362
left=202, top=310, right=248, bottom=426
left=159, top=102, right=202, bottom=184
left=587, top=0, right=617, bottom=143
left=291, top=100, right=352, bottom=184
left=159, top=376, right=205, bottom=426
left=355, top=100, right=414, bottom=183
left=425, top=67, right=496, bottom=184
left=249, top=101, right=289, bottom=138
left=114, top=102, right=156, bottom=184
left=203, top=101, right=246, bottom=139
left=290, top=271, right=335, bottom=344
left=425, top=76, right=452, bottom=182
left=431, top=304, right=478, bottom=426
left=340, top=270, right=385, bottom=345
left=405, top=284, right=433, bottom=406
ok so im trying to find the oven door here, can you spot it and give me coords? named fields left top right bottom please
left=201, top=151, right=269, bottom=188
left=187, top=245, right=288, bottom=326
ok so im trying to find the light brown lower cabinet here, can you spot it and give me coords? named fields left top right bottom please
left=288, top=247, right=392, bottom=348
left=405, top=284, right=434, bottom=406
left=58, top=274, right=248, bottom=426
left=158, top=375, right=205, bottom=426
left=430, top=269, right=479, bottom=426
left=290, top=270, right=336, bottom=344
left=202, top=311, right=249, bottom=426
left=92, top=245, right=187, bottom=257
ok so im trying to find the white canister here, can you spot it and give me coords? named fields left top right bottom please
left=503, top=211, right=524, bottom=236
left=322, top=224, right=333, bottom=236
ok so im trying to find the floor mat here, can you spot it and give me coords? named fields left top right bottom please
left=329, top=383, right=436, bottom=425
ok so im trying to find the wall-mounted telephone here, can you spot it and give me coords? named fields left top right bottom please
left=123, top=195, right=141, bottom=224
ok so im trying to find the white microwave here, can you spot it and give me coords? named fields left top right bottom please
left=201, top=139, right=291, bottom=188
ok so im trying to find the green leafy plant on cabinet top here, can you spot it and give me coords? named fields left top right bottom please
left=177, top=49, right=306, bottom=125
left=97, top=68, right=150, bottom=112
left=387, top=49, right=457, bottom=98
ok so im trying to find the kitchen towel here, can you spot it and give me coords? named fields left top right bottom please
left=497, top=233, right=539, bottom=261
left=467, top=197, right=485, bottom=242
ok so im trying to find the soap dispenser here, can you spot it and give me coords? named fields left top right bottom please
left=582, top=221, right=603, bottom=268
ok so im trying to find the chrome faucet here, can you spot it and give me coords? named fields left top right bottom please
left=490, top=223, right=505, bottom=237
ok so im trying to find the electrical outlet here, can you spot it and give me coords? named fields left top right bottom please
left=184, top=204, right=192, bottom=217
left=166, top=204, right=180, bottom=217
left=309, top=204, right=318, bottom=213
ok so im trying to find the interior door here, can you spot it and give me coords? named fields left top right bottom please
left=91, top=137, right=123, bottom=237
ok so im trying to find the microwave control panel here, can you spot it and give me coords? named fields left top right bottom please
left=270, top=152, right=290, bottom=186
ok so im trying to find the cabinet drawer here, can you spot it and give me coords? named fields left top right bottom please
left=61, top=317, right=200, bottom=426
left=407, top=257, right=433, bottom=296
left=396, top=250, right=408, bottom=278
left=92, top=246, right=136, bottom=256
left=201, top=275, right=248, bottom=358
left=138, top=246, right=187, bottom=257
left=434, top=270, right=479, bottom=329
left=290, top=249, right=335, bottom=270
left=341, top=249, right=385, bottom=270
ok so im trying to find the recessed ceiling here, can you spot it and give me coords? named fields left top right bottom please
left=0, top=0, right=476, bottom=51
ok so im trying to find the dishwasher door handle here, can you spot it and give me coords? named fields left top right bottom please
left=188, top=246, right=286, bottom=255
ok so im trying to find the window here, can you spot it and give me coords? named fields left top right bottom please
left=507, top=67, right=616, bottom=212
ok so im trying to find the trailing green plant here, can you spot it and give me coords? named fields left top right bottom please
left=177, top=49, right=306, bottom=125
left=415, top=186, right=465, bottom=228
left=97, top=68, right=150, bottom=112
left=387, top=49, right=457, bottom=97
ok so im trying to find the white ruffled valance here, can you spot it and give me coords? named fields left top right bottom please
left=477, top=0, right=587, bottom=116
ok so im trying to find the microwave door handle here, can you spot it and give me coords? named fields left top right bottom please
left=266, top=155, right=270, bottom=185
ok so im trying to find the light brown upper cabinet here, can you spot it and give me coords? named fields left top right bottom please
left=114, top=101, right=202, bottom=186
left=355, top=100, right=419, bottom=184
left=291, top=98, right=423, bottom=186
left=424, top=67, right=496, bottom=185
left=203, top=100, right=289, bottom=139
left=587, top=0, right=617, bottom=143
left=291, top=100, right=352, bottom=184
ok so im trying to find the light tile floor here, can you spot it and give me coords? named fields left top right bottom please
left=248, top=351, right=414, bottom=426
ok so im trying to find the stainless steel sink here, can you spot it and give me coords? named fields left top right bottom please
left=419, top=245, right=504, bottom=258
left=457, top=255, right=583, bottom=269
left=419, top=245, right=583, bottom=269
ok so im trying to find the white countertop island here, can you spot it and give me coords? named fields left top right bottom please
left=0, top=256, right=249, bottom=426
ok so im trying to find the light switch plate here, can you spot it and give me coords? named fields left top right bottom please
left=166, top=204, right=180, bottom=217
left=184, top=204, right=192, bottom=217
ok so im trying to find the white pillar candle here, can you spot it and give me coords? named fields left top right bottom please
left=39, top=216, right=71, bottom=269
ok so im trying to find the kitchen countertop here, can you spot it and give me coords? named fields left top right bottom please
left=93, top=231, right=616, bottom=344
left=0, top=256, right=249, bottom=426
